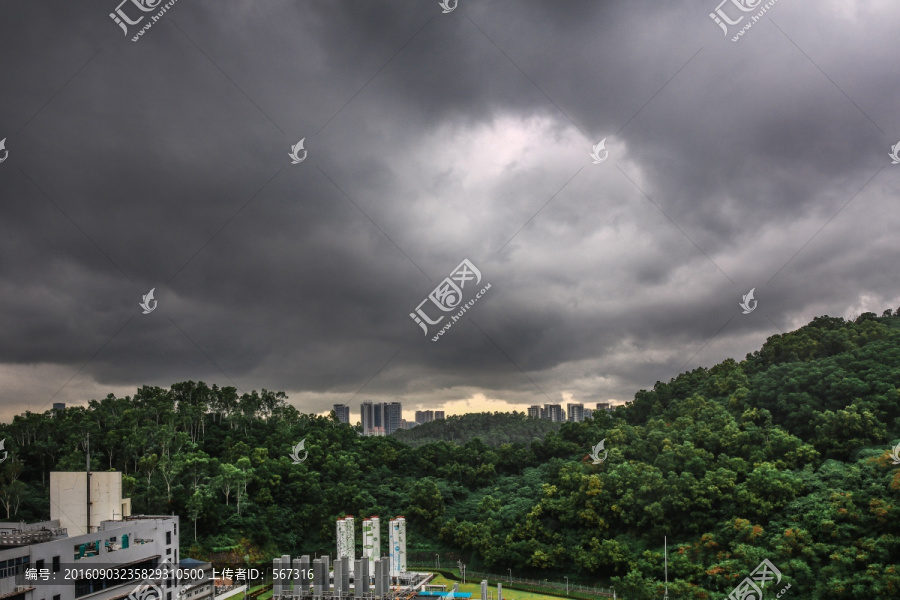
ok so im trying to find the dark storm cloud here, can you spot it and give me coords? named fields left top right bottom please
left=1, top=0, right=899, bottom=420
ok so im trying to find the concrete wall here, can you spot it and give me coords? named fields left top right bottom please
left=50, top=472, right=131, bottom=537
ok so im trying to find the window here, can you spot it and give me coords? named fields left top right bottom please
left=52, top=556, right=60, bottom=573
left=53, top=595, right=60, bottom=600
left=36, top=559, right=45, bottom=570
left=167, top=593, right=172, bottom=600
left=166, top=531, right=171, bottom=545
left=174, top=523, right=177, bottom=535
left=166, top=548, right=171, bottom=555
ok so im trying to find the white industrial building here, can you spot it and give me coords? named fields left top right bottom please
left=0, top=471, right=179, bottom=600
left=0, top=515, right=179, bottom=600
left=49, top=472, right=132, bottom=537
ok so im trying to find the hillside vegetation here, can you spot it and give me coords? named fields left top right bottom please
left=1, top=311, right=899, bottom=599
left=393, top=411, right=560, bottom=447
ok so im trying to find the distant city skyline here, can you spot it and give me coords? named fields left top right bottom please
left=327, top=399, right=620, bottom=427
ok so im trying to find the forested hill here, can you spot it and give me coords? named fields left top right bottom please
left=393, top=411, right=560, bottom=446
left=625, top=311, right=900, bottom=460
left=1, top=310, right=899, bottom=599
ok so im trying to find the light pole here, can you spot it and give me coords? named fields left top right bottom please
left=564, top=577, right=568, bottom=594
left=611, top=587, right=615, bottom=600
left=508, top=569, right=511, bottom=583
left=664, top=535, right=669, bottom=600
left=436, top=554, right=440, bottom=569
left=243, top=555, right=250, bottom=599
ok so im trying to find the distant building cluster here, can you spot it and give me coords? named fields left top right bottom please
left=414, top=410, right=444, bottom=424
left=359, top=402, right=403, bottom=436
left=528, top=402, right=614, bottom=422
left=332, top=403, right=445, bottom=435
left=335, top=401, right=609, bottom=430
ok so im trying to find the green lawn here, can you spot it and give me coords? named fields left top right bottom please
left=427, top=575, right=582, bottom=600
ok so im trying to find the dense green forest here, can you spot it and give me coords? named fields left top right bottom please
left=393, top=412, right=561, bottom=447
left=1, top=311, right=899, bottom=599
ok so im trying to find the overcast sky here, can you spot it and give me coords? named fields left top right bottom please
left=1, top=0, right=899, bottom=423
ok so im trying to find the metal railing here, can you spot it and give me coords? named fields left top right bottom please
left=406, top=564, right=614, bottom=598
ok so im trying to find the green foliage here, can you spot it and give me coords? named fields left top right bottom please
left=2, top=314, right=900, bottom=599
left=394, top=412, right=560, bottom=447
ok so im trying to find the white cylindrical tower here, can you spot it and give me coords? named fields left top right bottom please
left=345, top=516, right=355, bottom=575
left=337, top=517, right=356, bottom=576
left=363, top=516, right=381, bottom=573
left=388, top=516, right=407, bottom=577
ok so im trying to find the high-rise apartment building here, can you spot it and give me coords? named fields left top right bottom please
left=596, top=402, right=612, bottom=412
left=361, top=402, right=374, bottom=434
left=333, top=404, right=350, bottom=424
left=415, top=410, right=434, bottom=425
left=527, top=405, right=540, bottom=419
left=434, top=411, right=445, bottom=420
left=566, top=403, right=584, bottom=423
left=383, top=402, right=402, bottom=435
left=361, top=402, right=401, bottom=435
left=374, top=403, right=383, bottom=428
left=583, top=408, right=594, bottom=420
left=541, top=404, right=563, bottom=422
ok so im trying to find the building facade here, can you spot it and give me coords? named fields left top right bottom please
left=540, top=404, right=563, bottom=422
left=414, top=410, right=434, bottom=425
left=332, top=404, right=350, bottom=424
left=566, top=403, right=584, bottom=423
left=383, top=403, right=402, bottom=435
left=49, top=472, right=131, bottom=537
